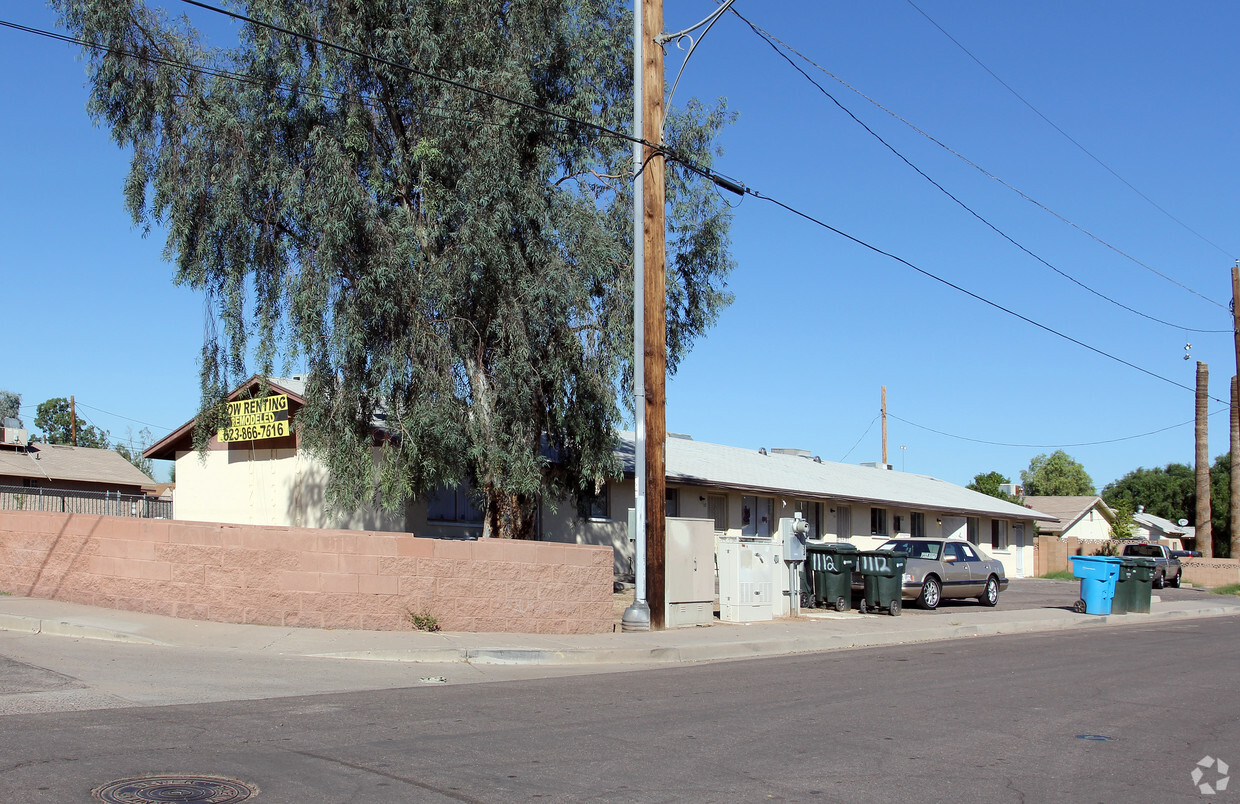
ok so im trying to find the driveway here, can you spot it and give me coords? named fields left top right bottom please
left=870, top=577, right=1222, bottom=616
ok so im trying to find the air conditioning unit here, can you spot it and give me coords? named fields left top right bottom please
left=0, top=428, right=28, bottom=446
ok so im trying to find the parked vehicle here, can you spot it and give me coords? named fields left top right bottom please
left=1121, top=542, right=1182, bottom=588
left=1171, top=549, right=1202, bottom=559
left=866, top=539, right=1009, bottom=610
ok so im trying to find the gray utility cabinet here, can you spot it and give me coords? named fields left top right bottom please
left=665, top=517, right=716, bottom=627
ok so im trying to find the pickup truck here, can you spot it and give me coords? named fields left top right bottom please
left=1121, top=542, right=1183, bottom=589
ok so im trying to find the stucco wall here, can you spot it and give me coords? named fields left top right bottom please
left=0, top=510, right=612, bottom=634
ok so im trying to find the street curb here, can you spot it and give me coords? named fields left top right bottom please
left=1, top=603, right=1236, bottom=665
left=0, top=613, right=169, bottom=646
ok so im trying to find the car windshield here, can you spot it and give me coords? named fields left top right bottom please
left=879, top=540, right=941, bottom=560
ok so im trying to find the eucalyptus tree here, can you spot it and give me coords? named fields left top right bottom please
left=55, top=0, right=735, bottom=537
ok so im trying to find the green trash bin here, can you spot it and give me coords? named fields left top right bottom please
left=856, top=549, right=907, bottom=616
left=804, top=542, right=859, bottom=612
left=1118, top=556, right=1155, bottom=614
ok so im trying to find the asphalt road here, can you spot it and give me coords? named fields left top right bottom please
left=1, top=613, right=1236, bottom=802
left=885, top=576, right=1221, bottom=615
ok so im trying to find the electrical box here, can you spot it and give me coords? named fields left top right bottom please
left=778, top=515, right=810, bottom=562
left=717, top=536, right=775, bottom=622
left=664, top=517, right=716, bottom=627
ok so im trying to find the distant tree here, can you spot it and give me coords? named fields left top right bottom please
left=967, top=471, right=1017, bottom=502
left=55, top=0, right=736, bottom=539
left=113, top=427, right=155, bottom=479
left=1021, top=450, right=1095, bottom=496
left=33, top=398, right=109, bottom=448
left=1108, top=497, right=1135, bottom=540
left=0, top=390, right=20, bottom=426
left=1210, top=452, right=1232, bottom=557
left=1101, top=463, right=1195, bottom=524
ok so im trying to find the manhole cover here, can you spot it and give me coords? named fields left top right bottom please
left=92, top=775, right=257, bottom=803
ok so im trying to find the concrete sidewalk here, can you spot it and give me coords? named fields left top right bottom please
left=2, top=592, right=1237, bottom=667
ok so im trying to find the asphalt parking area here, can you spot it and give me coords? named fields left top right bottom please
left=868, top=577, right=1223, bottom=616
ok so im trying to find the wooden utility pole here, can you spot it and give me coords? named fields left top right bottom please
left=881, top=386, right=888, bottom=466
left=1232, top=376, right=1239, bottom=559
left=70, top=395, right=77, bottom=447
left=1231, top=263, right=1240, bottom=558
left=1196, top=362, right=1213, bottom=558
left=642, top=0, right=667, bottom=629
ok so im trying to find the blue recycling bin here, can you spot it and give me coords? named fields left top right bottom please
left=1069, top=556, right=1122, bottom=615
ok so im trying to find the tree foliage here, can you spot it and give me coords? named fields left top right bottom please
left=114, top=427, right=156, bottom=480
left=1020, top=450, right=1095, bottom=497
left=0, top=390, right=21, bottom=427
left=1101, top=463, right=1195, bottom=524
left=967, top=471, right=1017, bottom=503
left=56, top=0, right=736, bottom=537
left=1108, top=497, right=1134, bottom=541
left=33, top=398, right=110, bottom=449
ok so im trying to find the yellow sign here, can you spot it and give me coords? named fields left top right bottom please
left=216, top=394, right=291, bottom=443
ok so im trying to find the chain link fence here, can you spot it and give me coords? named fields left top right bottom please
left=0, top=484, right=172, bottom=519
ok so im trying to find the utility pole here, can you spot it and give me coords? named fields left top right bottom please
left=881, top=386, right=887, bottom=466
left=1231, top=262, right=1240, bottom=558
left=70, top=395, right=77, bottom=447
left=642, top=0, right=667, bottom=630
left=1196, top=362, right=1213, bottom=558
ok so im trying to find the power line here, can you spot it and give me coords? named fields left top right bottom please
left=889, top=410, right=1226, bottom=449
left=905, top=0, right=1236, bottom=262
left=745, top=187, right=1230, bottom=407
left=20, top=8, right=1228, bottom=406
left=175, top=0, right=646, bottom=150
left=839, top=414, right=880, bottom=462
left=730, top=8, right=1230, bottom=332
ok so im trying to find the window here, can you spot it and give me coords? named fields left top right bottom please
left=960, top=542, right=981, bottom=561
left=944, top=542, right=966, bottom=563
left=967, top=517, right=980, bottom=545
left=427, top=482, right=484, bottom=524
left=794, top=500, right=822, bottom=539
left=991, top=519, right=1009, bottom=550
left=707, top=494, right=728, bottom=532
left=578, top=482, right=610, bottom=520
left=893, top=515, right=904, bottom=534
left=665, top=488, right=679, bottom=518
left=911, top=512, right=925, bottom=538
left=836, top=505, right=851, bottom=540
left=742, top=495, right=774, bottom=538
left=871, top=507, right=887, bottom=537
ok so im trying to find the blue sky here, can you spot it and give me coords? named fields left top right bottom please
left=3, top=1, right=1238, bottom=490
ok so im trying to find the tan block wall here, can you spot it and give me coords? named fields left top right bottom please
left=1035, top=535, right=1240, bottom=588
left=0, top=510, right=612, bottom=634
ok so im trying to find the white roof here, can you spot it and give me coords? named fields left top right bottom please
left=615, top=433, right=1053, bottom=523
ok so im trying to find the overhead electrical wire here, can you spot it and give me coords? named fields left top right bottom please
left=8, top=8, right=1226, bottom=409
left=905, top=0, right=1236, bottom=264
left=889, top=410, right=1227, bottom=450
left=729, top=7, right=1230, bottom=332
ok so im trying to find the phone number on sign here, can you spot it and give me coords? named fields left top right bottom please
left=217, top=421, right=289, bottom=442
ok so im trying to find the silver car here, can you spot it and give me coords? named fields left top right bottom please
left=876, top=538, right=1008, bottom=610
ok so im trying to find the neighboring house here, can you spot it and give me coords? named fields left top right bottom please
left=0, top=426, right=158, bottom=515
left=1131, top=507, right=1195, bottom=547
left=1022, top=496, right=1114, bottom=541
left=146, top=377, right=1055, bottom=578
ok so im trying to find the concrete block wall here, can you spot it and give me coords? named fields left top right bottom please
left=1035, top=535, right=1239, bottom=588
left=0, top=511, right=613, bottom=634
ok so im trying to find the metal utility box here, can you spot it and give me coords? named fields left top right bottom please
left=717, top=536, right=776, bottom=622
left=664, top=517, right=716, bottom=627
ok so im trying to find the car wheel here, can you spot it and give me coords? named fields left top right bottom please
left=1153, top=569, right=1165, bottom=589
left=978, top=575, right=1000, bottom=607
left=1169, top=570, right=1182, bottom=588
left=916, top=576, right=941, bottom=610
